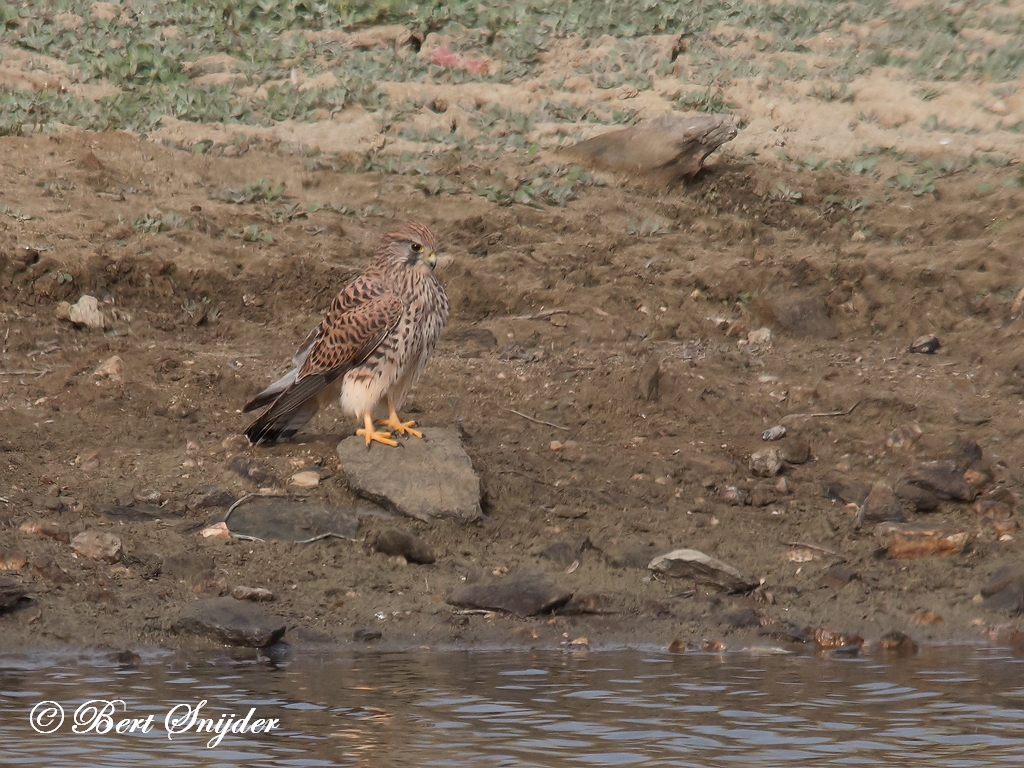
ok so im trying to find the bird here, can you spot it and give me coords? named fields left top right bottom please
left=242, top=221, right=449, bottom=447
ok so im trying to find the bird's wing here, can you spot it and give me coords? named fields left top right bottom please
left=243, top=280, right=404, bottom=444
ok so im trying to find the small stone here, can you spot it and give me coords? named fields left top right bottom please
left=747, top=327, right=772, bottom=346
left=70, top=531, right=122, bottom=562
left=762, top=425, right=787, bottom=441
left=132, top=487, right=162, bottom=504
left=751, top=483, right=777, bottom=507
left=877, top=631, right=918, bottom=656
left=549, top=440, right=564, bottom=451
left=990, top=99, right=1010, bottom=116
left=637, top=357, right=661, bottom=401
left=19, top=519, right=69, bottom=544
left=648, top=548, right=758, bottom=593
left=862, top=483, right=907, bottom=523
left=0, top=577, right=29, bottom=612
left=93, top=355, right=123, bottom=382
left=367, top=529, right=436, bottom=564
left=173, top=597, right=286, bottom=647
left=447, top=572, right=572, bottom=617
left=289, top=470, right=320, bottom=489
left=873, top=522, right=972, bottom=558
left=232, top=586, right=274, bottom=602
left=778, top=437, right=810, bottom=465
left=963, top=467, right=990, bottom=490
left=0, top=549, right=28, bottom=571
left=668, top=638, right=687, bottom=653
left=200, top=522, right=231, bottom=539
left=749, top=448, right=782, bottom=477
left=32, top=557, right=72, bottom=585
left=720, top=485, right=750, bottom=506
left=820, top=563, right=859, bottom=587
left=911, top=609, right=943, bottom=625
left=893, top=480, right=939, bottom=511
left=903, top=461, right=975, bottom=502
left=909, top=334, right=940, bottom=354
left=190, top=570, right=229, bottom=596
left=783, top=548, right=818, bottom=563
left=57, top=294, right=106, bottom=330
left=774, top=476, right=789, bottom=495
left=813, top=627, right=863, bottom=650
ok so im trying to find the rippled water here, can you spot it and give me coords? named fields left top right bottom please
left=3, top=646, right=1024, bottom=767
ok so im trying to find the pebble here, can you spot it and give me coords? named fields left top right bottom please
left=747, top=327, right=772, bottom=345
left=200, top=522, right=231, bottom=539
left=93, top=355, right=124, bottom=382
left=132, top=487, right=162, bottom=504
left=861, top=483, right=907, bottom=523
left=0, top=549, right=28, bottom=571
left=813, top=627, right=863, bottom=650
left=289, top=470, right=321, bottom=489
left=232, top=586, right=274, bottom=602
left=19, top=519, right=69, bottom=544
left=751, top=483, right=777, bottom=507
left=56, top=294, right=106, bottom=329
left=719, top=485, right=750, bottom=505
left=909, top=334, right=940, bottom=354
left=877, top=631, right=918, bottom=656
left=366, top=529, right=436, bottom=564
left=648, top=548, right=758, bottom=593
left=761, top=425, right=787, bottom=441
left=911, top=610, right=943, bottom=625
left=70, top=531, right=122, bottom=562
left=749, top=448, right=782, bottom=477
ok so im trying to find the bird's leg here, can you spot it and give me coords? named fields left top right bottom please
left=378, top=396, right=423, bottom=439
left=357, top=411, right=397, bottom=448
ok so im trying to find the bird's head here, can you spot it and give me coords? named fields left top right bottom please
left=376, top=221, right=439, bottom=272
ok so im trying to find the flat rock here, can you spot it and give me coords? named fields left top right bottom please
left=70, top=531, right=122, bottom=563
left=902, top=461, right=975, bottom=502
left=367, top=528, right=436, bottom=564
left=648, top=548, right=758, bottom=593
left=338, top=428, right=482, bottom=523
left=447, top=572, right=572, bottom=617
left=568, top=112, right=737, bottom=180
left=0, top=577, right=29, bottom=612
left=221, top=499, right=359, bottom=542
left=173, top=597, right=286, bottom=647
left=873, top=522, right=972, bottom=559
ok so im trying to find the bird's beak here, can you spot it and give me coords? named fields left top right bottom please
left=426, top=251, right=437, bottom=269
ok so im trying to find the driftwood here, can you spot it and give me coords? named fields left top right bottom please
left=567, top=112, right=737, bottom=182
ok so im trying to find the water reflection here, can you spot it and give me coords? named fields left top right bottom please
left=2, top=647, right=1024, bottom=766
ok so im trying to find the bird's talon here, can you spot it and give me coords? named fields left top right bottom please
left=378, top=418, right=422, bottom=439
left=357, top=427, right=398, bottom=448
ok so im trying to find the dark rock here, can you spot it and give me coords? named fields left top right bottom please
left=603, top=542, right=660, bottom=570
left=909, top=334, right=940, bottom=354
left=568, top=112, right=737, bottom=180
left=877, top=631, right=919, bottom=656
left=163, top=553, right=216, bottom=581
left=186, top=486, right=237, bottom=511
left=903, top=460, right=975, bottom=502
left=367, top=529, right=436, bottom=564
left=750, top=483, right=777, bottom=507
left=862, top=483, right=907, bottom=523
left=338, top=427, right=482, bottom=523
left=447, top=572, right=572, bottom=617
left=648, top=548, right=758, bottom=593
left=0, top=577, right=29, bottom=612
left=820, top=563, right=860, bottom=587
left=779, top=437, right=811, bottom=465
left=821, top=477, right=871, bottom=505
left=638, top=357, right=661, bottom=401
left=227, top=455, right=275, bottom=486
left=32, top=557, right=72, bottom=585
left=721, top=607, right=761, bottom=628
left=893, top=480, right=939, bottom=511
left=223, top=500, right=359, bottom=542
left=981, top=566, right=1024, bottom=614
left=353, top=627, right=382, bottom=642
left=173, top=597, right=286, bottom=647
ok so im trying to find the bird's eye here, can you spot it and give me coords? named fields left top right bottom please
left=410, top=242, right=424, bottom=253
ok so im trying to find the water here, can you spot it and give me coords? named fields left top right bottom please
left=3, top=646, right=1024, bottom=767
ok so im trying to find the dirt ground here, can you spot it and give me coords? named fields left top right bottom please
left=2, top=24, right=1024, bottom=655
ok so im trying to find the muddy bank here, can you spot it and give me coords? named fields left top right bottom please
left=1, top=126, right=1023, bottom=656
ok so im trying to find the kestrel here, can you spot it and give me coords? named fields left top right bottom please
left=243, top=221, right=449, bottom=447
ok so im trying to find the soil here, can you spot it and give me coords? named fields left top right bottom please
left=2, top=29, right=1024, bottom=655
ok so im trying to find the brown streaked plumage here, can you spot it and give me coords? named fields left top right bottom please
left=243, top=222, right=449, bottom=447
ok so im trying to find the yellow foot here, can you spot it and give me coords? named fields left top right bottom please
left=356, top=427, right=398, bottom=448
left=377, top=417, right=422, bottom=439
